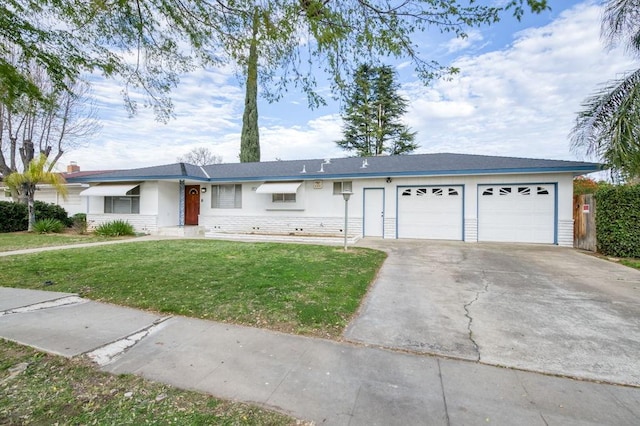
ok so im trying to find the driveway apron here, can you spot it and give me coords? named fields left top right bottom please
left=347, top=239, right=640, bottom=386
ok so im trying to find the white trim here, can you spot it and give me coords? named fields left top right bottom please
left=80, top=184, right=138, bottom=197
left=255, top=182, right=302, bottom=194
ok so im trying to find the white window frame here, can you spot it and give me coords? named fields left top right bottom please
left=333, top=181, right=353, bottom=195
left=272, top=193, right=296, bottom=203
left=104, top=186, right=140, bottom=214
left=211, top=184, right=242, bottom=209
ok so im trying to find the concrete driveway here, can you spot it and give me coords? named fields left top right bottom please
left=346, top=239, right=640, bottom=386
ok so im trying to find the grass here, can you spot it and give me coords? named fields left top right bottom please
left=0, top=240, right=386, bottom=338
left=0, top=339, right=302, bottom=425
left=0, top=232, right=116, bottom=252
left=620, top=258, right=640, bottom=270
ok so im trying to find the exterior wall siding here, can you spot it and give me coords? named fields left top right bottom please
left=200, top=215, right=362, bottom=238
left=464, top=218, right=478, bottom=242
left=157, top=181, right=180, bottom=227
left=87, top=214, right=158, bottom=234
left=557, top=219, right=574, bottom=247
left=383, top=216, right=396, bottom=239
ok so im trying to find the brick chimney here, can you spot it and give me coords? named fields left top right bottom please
left=67, top=161, right=80, bottom=173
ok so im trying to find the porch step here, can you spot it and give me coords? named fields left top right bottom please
left=156, top=226, right=205, bottom=237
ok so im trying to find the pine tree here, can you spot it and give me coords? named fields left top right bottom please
left=337, top=64, right=417, bottom=156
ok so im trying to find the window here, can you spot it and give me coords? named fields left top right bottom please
left=448, top=188, right=459, bottom=196
left=401, top=188, right=412, bottom=196
left=432, top=188, right=443, bottom=196
left=212, top=184, right=242, bottom=208
left=518, top=187, right=531, bottom=195
left=537, top=186, right=549, bottom=195
left=272, top=193, right=296, bottom=203
left=333, top=181, right=353, bottom=195
left=104, top=186, right=140, bottom=214
left=416, top=188, right=427, bottom=196
left=482, top=188, right=493, bottom=196
left=499, top=187, right=512, bottom=195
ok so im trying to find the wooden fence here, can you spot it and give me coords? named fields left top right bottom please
left=573, top=194, right=597, bottom=251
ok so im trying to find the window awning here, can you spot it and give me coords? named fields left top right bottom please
left=79, top=184, right=139, bottom=197
left=255, top=182, right=302, bottom=194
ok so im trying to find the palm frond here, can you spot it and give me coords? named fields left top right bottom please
left=571, top=68, right=640, bottom=178
left=602, top=0, right=640, bottom=55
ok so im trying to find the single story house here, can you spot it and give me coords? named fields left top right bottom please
left=62, top=153, right=599, bottom=246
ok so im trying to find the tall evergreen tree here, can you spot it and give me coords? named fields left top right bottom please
left=240, top=7, right=261, bottom=163
left=337, top=64, right=417, bottom=156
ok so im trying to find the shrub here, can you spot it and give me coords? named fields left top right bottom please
left=94, top=220, right=135, bottom=237
left=71, top=213, right=88, bottom=234
left=596, top=185, right=640, bottom=258
left=33, top=218, right=65, bottom=234
left=0, top=201, right=28, bottom=232
left=573, top=176, right=598, bottom=195
left=34, top=201, right=72, bottom=227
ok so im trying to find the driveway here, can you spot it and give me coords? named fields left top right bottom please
left=346, top=239, right=640, bottom=386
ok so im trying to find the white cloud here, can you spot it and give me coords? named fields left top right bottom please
left=444, top=30, right=484, bottom=53
left=61, top=1, right=637, bottom=172
left=403, top=2, right=637, bottom=161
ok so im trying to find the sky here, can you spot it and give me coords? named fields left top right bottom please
left=62, top=1, right=637, bottom=172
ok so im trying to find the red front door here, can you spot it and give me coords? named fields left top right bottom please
left=185, top=185, right=200, bottom=225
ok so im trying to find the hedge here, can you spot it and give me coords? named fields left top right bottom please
left=596, top=185, right=640, bottom=258
left=0, top=200, right=71, bottom=233
left=0, top=201, right=28, bottom=233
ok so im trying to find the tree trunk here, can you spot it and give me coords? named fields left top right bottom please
left=27, top=185, right=36, bottom=232
left=240, top=7, right=261, bottom=163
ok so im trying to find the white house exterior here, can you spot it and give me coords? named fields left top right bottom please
left=64, top=153, right=600, bottom=246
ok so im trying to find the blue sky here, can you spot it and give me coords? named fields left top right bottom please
left=64, top=1, right=635, bottom=171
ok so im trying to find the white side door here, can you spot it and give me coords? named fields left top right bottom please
left=363, top=188, right=384, bottom=237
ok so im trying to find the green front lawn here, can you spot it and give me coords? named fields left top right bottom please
left=0, top=240, right=386, bottom=338
left=0, top=339, right=302, bottom=425
left=0, top=232, right=116, bottom=252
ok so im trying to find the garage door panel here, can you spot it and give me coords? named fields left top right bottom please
left=398, top=186, right=463, bottom=240
left=478, top=184, right=555, bottom=244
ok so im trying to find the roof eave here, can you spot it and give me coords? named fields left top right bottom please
left=207, top=165, right=602, bottom=182
left=66, top=175, right=210, bottom=183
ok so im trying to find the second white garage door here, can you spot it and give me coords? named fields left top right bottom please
left=478, top=184, right=555, bottom=244
left=397, top=186, right=463, bottom=240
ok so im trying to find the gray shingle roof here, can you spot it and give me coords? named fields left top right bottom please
left=67, top=162, right=209, bottom=182
left=66, top=153, right=600, bottom=183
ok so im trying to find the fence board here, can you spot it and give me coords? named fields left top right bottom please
left=573, top=194, right=597, bottom=251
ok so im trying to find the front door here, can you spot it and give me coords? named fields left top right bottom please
left=363, top=188, right=384, bottom=237
left=185, top=185, right=200, bottom=225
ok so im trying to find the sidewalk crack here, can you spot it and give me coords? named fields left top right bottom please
left=85, top=316, right=172, bottom=366
left=0, top=296, right=85, bottom=316
left=463, top=271, right=489, bottom=362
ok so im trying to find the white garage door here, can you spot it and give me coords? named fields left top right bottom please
left=478, top=184, right=555, bottom=244
left=397, top=186, right=463, bottom=240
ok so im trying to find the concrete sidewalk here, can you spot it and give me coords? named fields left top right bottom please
left=1, top=287, right=638, bottom=425
left=0, top=235, right=174, bottom=257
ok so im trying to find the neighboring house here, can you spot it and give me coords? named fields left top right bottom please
left=0, top=162, right=112, bottom=216
left=63, top=153, right=599, bottom=246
